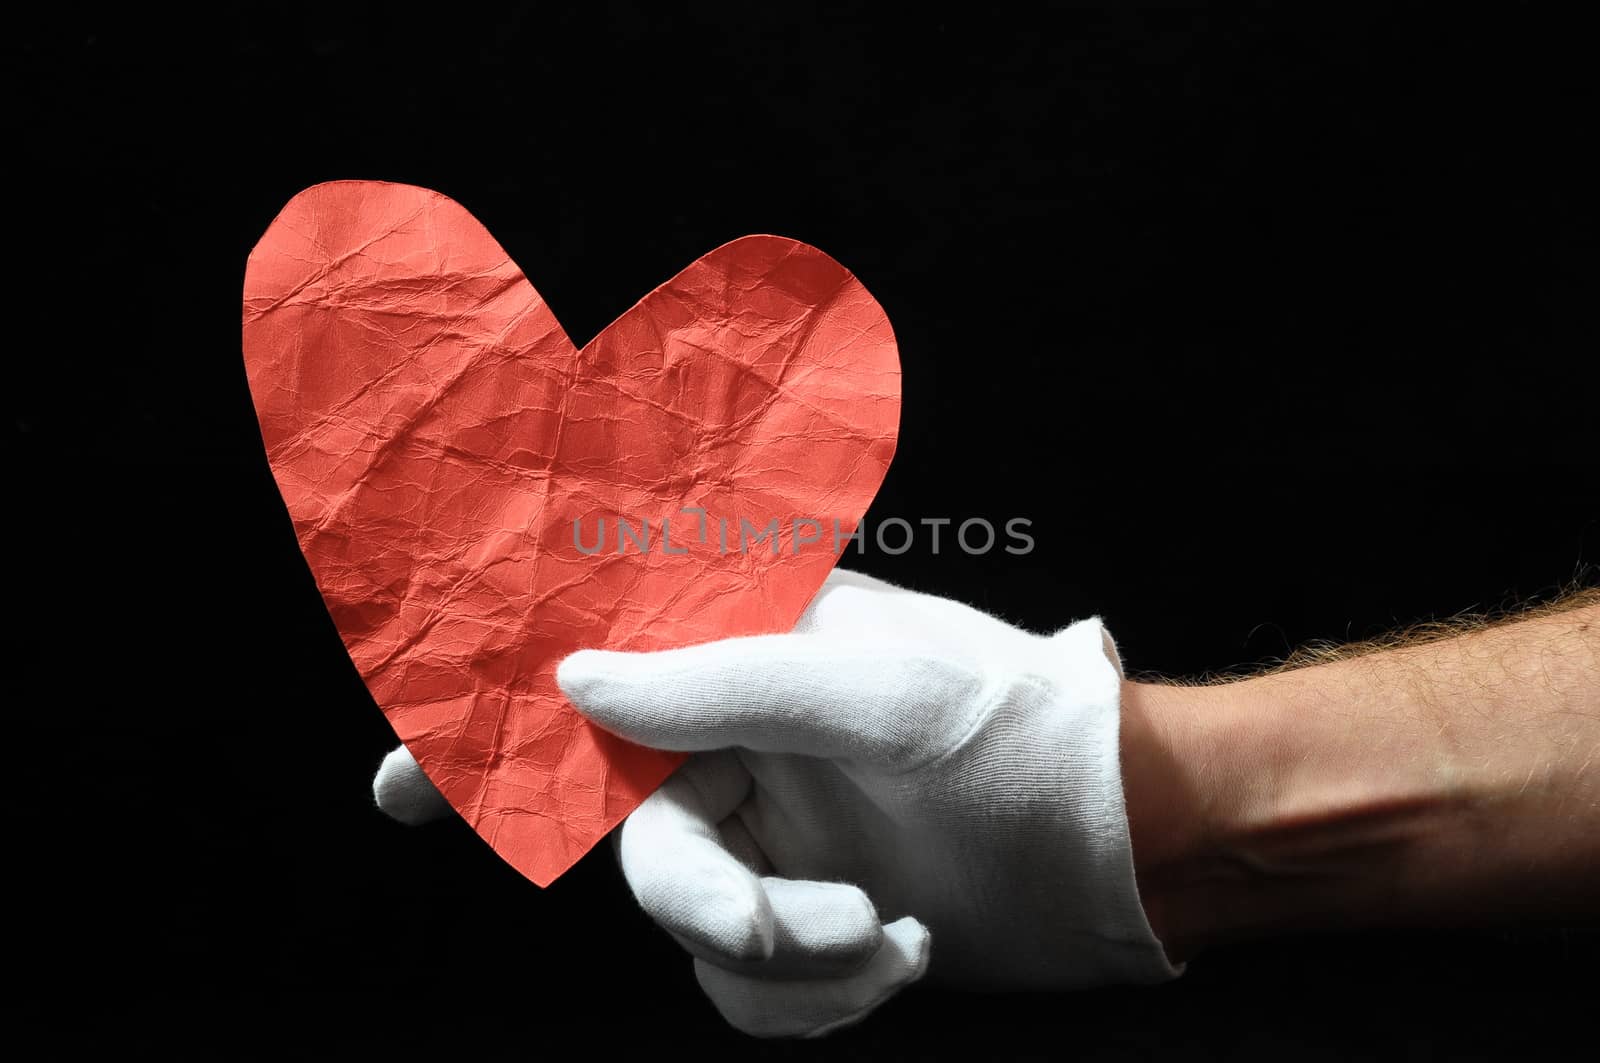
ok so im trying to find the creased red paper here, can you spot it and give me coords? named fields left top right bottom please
left=241, top=182, right=900, bottom=885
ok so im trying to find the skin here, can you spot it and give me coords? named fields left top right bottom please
left=1119, top=597, right=1600, bottom=963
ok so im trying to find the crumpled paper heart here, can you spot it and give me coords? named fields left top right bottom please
left=242, top=182, right=900, bottom=885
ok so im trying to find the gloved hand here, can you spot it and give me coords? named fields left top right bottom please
left=373, top=568, right=1180, bottom=1036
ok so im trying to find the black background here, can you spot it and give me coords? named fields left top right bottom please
left=10, top=5, right=1597, bottom=1056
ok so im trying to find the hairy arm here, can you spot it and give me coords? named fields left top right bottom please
left=1120, top=593, right=1600, bottom=962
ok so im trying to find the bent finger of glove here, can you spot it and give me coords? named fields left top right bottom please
left=622, top=753, right=886, bottom=978
left=693, top=916, right=932, bottom=1038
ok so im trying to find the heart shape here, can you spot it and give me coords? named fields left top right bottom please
left=242, top=182, right=900, bottom=885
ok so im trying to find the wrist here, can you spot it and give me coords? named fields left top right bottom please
left=1120, top=671, right=1484, bottom=958
left=1120, top=668, right=1475, bottom=960
left=1116, top=678, right=1225, bottom=962
left=1119, top=606, right=1600, bottom=960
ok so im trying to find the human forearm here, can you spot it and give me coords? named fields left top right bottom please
left=1121, top=599, right=1600, bottom=961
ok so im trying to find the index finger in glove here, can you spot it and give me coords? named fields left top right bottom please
left=559, top=636, right=979, bottom=765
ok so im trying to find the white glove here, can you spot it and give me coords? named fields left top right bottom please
left=373, top=568, right=1180, bottom=1036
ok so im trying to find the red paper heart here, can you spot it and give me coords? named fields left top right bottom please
left=242, top=182, right=900, bottom=885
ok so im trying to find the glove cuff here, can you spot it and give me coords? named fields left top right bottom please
left=1049, top=617, right=1186, bottom=986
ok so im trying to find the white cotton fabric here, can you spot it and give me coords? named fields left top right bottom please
left=374, top=568, right=1180, bottom=1037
